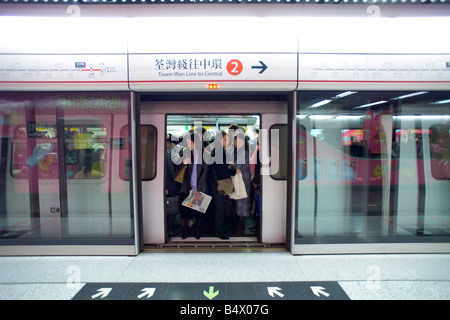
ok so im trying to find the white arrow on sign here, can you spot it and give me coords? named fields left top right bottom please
left=267, top=287, right=284, bottom=298
left=137, top=288, right=156, bottom=299
left=91, top=288, right=113, bottom=299
left=311, top=286, right=330, bottom=298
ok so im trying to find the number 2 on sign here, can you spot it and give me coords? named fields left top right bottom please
left=227, top=59, right=243, bottom=76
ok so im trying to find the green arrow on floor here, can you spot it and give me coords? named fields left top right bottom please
left=203, top=286, right=219, bottom=300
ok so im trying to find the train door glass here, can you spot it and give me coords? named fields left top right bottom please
left=0, top=92, right=135, bottom=247
left=295, top=91, right=450, bottom=245
left=165, top=115, right=261, bottom=241
left=5, top=102, right=61, bottom=240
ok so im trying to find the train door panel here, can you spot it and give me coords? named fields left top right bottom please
left=140, top=113, right=165, bottom=245
left=139, top=101, right=288, bottom=246
left=410, top=122, right=450, bottom=236
left=261, top=114, right=287, bottom=244
left=7, top=111, right=63, bottom=238
left=426, top=126, right=450, bottom=235
left=295, top=118, right=315, bottom=239
left=64, top=118, right=110, bottom=218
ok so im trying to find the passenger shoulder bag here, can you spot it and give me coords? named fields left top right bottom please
left=165, top=195, right=180, bottom=215
left=173, top=164, right=187, bottom=184
left=213, top=166, right=234, bottom=195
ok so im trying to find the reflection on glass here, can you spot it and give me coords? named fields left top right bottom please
left=0, top=92, right=134, bottom=245
left=295, top=91, right=450, bottom=244
left=64, top=126, right=107, bottom=179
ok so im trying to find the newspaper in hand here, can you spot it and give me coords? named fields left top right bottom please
left=182, top=190, right=212, bottom=214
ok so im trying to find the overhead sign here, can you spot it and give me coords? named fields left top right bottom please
left=251, top=61, right=268, bottom=74
left=128, top=53, right=297, bottom=91
left=299, top=53, right=450, bottom=90
left=0, top=54, right=128, bottom=91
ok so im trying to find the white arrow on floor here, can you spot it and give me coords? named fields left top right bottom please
left=137, top=288, right=156, bottom=299
left=311, top=286, right=330, bottom=298
left=267, top=287, right=284, bottom=298
left=91, top=288, right=112, bottom=299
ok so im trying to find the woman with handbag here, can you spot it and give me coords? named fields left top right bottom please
left=165, top=134, right=181, bottom=236
left=178, top=131, right=209, bottom=239
left=228, top=129, right=252, bottom=236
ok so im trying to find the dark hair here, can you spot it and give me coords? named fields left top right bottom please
left=188, top=132, right=204, bottom=149
left=219, top=130, right=228, bottom=137
left=234, top=130, right=249, bottom=151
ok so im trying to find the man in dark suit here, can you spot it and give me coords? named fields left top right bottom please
left=179, top=132, right=209, bottom=239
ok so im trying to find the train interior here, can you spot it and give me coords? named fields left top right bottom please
left=137, top=96, right=289, bottom=248
left=164, top=115, right=261, bottom=243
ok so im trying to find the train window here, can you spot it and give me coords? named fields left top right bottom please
left=11, top=124, right=108, bottom=180
left=165, top=114, right=260, bottom=239
left=430, top=125, right=450, bottom=180
left=295, top=91, right=450, bottom=244
left=1, top=92, right=134, bottom=248
left=297, top=123, right=307, bottom=180
left=270, top=124, right=287, bottom=180
left=11, top=124, right=58, bottom=179
left=64, top=126, right=108, bottom=179
left=14, top=123, right=57, bottom=139
left=119, top=125, right=157, bottom=180
left=11, top=142, right=59, bottom=179
left=119, top=125, right=131, bottom=180
left=141, top=125, right=157, bottom=180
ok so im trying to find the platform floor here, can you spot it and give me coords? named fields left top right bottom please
left=0, top=249, right=449, bottom=300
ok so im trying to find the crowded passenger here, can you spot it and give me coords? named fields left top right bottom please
left=208, top=131, right=236, bottom=239
left=177, top=132, right=209, bottom=239
left=167, top=123, right=260, bottom=240
left=228, top=128, right=252, bottom=235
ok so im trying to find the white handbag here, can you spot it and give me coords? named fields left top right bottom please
left=229, top=172, right=248, bottom=200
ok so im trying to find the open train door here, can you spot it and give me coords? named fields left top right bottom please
left=139, top=109, right=165, bottom=246
left=137, top=95, right=289, bottom=248
left=260, top=112, right=288, bottom=245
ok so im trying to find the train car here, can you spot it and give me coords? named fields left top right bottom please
left=296, top=91, right=450, bottom=247
left=0, top=3, right=449, bottom=255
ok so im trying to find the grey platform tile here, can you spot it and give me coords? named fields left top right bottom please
left=0, top=283, right=82, bottom=300
left=118, top=252, right=307, bottom=283
left=339, top=280, right=450, bottom=300
left=294, top=254, right=415, bottom=281
left=0, top=256, right=134, bottom=284
left=385, top=254, right=450, bottom=281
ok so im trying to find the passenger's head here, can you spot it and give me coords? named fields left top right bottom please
left=220, top=131, right=229, bottom=149
left=234, top=129, right=247, bottom=150
left=166, top=133, right=175, bottom=149
left=194, top=127, right=207, bottom=139
left=228, top=124, right=240, bottom=140
left=186, top=132, right=202, bottom=151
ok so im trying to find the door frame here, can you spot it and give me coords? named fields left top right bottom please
left=131, top=92, right=144, bottom=254
left=135, top=92, right=294, bottom=250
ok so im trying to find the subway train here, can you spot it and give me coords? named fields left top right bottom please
left=0, top=3, right=449, bottom=255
